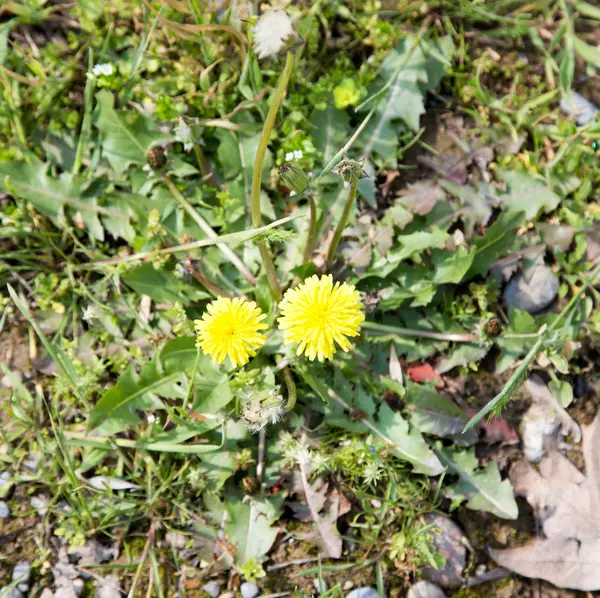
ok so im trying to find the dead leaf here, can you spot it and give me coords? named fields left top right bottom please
left=295, top=461, right=343, bottom=558
left=490, top=412, right=600, bottom=590
left=397, top=180, right=444, bottom=216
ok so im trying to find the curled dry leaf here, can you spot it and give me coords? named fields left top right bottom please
left=490, top=412, right=600, bottom=591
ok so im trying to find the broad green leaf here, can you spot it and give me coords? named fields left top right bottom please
left=497, top=169, right=561, bottom=220
left=436, top=343, right=490, bottom=376
left=467, top=211, right=525, bottom=279
left=225, top=496, right=282, bottom=565
left=94, top=90, right=172, bottom=173
left=370, top=402, right=444, bottom=476
left=435, top=445, right=518, bottom=519
left=0, top=161, right=126, bottom=239
left=193, top=380, right=234, bottom=413
left=404, top=383, right=477, bottom=445
left=310, top=105, right=350, bottom=165
left=387, top=229, right=451, bottom=264
left=89, top=359, right=186, bottom=431
left=122, top=263, right=210, bottom=305
left=430, top=247, right=475, bottom=284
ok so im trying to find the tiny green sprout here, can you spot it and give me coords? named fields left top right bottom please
left=278, top=161, right=311, bottom=195
left=237, top=557, right=266, bottom=583
left=332, top=157, right=369, bottom=186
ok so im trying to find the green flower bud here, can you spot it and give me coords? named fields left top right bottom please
left=332, top=158, right=369, bottom=186
left=278, top=162, right=311, bottom=195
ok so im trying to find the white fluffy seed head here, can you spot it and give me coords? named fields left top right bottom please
left=252, top=10, right=296, bottom=60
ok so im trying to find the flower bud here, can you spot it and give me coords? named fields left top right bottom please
left=332, top=158, right=369, bottom=185
left=278, top=162, right=311, bottom=195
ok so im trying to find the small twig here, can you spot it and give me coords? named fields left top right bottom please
left=267, top=557, right=320, bottom=572
left=257, top=428, right=266, bottom=484
left=361, top=321, right=478, bottom=343
left=127, top=524, right=154, bottom=598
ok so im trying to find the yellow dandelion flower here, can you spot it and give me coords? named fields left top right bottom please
left=278, top=274, right=364, bottom=361
left=194, top=297, right=267, bottom=367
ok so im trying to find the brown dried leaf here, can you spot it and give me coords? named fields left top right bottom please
left=490, top=413, right=600, bottom=590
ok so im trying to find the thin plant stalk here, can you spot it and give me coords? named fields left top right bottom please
left=283, top=366, right=297, bottom=412
left=73, top=49, right=96, bottom=175
left=302, top=194, right=317, bottom=264
left=327, top=179, right=357, bottom=264
left=361, top=321, right=477, bottom=343
left=251, top=51, right=295, bottom=301
left=163, top=177, right=256, bottom=285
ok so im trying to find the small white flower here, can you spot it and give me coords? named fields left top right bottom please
left=92, top=63, right=114, bottom=77
left=174, top=119, right=194, bottom=152
left=285, top=151, right=294, bottom=162
left=147, top=414, right=156, bottom=424
left=293, top=149, right=303, bottom=160
left=252, top=10, right=296, bottom=60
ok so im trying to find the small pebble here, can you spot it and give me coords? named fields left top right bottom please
left=22, top=453, right=40, bottom=472
left=12, top=561, right=31, bottom=592
left=503, top=263, right=558, bottom=314
left=560, top=91, right=599, bottom=125
left=73, top=578, right=84, bottom=596
left=30, top=495, right=49, bottom=516
left=240, top=582, right=260, bottom=598
left=346, top=588, right=379, bottom=598
left=218, top=593, right=234, bottom=598
left=40, top=589, right=55, bottom=598
left=202, top=581, right=221, bottom=598
left=0, top=500, right=10, bottom=518
left=407, top=581, right=447, bottom=598
left=0, top=588, right=23, bottom=598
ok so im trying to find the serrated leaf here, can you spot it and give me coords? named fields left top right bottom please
left=371, top=402, right=444, bottom=476
left=435, top=445, right=518, bottom=519
left=497, top=169, right=561, bottom=220
left=387, top=229, right=451, bottom=264
left=404, top=383, right=477, bottom=445
left=430, top=247, right=475, bottom=284
left=359, top=35, right=453, bottom=161
left=89, top=359, right=186, bottom=431
left=467, top=211, right=525, bottom=279
left=94, top=90, right=172, bottom=173
left=225, top=496, right=282, bottom=565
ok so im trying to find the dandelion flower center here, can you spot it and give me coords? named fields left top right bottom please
left=278, top=275, right=364, bottom=362
left=194, top=297, right=267, bottom=368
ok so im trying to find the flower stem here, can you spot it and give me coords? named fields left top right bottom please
left=327, top=179, right=357, bottom=264
left=282, top=366, right=297, bottom=412
left=302, top=194, right=317, bottom=264
left=251, top=51, right=295, bottom=301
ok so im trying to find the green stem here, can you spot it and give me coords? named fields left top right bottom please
left=251, top=52, right=295, bottom=301
left=164, top=177, right=256, bottom=285
left=361, top=321, right=477, bottom=343
left=327, top=179, right=357, bottom=264
left=73, top=49, right=95, bottom=175
left=302, top=194, right=317, bottom=264
left=283, top=366, right=297, bottom=412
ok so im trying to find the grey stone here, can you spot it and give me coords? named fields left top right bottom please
left=73, top=578, right=84, bottom=596
left=40, top=589, right=55, bottom=598
left=346, top=588, right=379, bottom=598
left=12, top=561, right=31, bottom=592
left=240, top=582, right=260, bottom=598
left=560, top=91, right=599, bottom=125
left=217, top=593, right=234, bottom=598
left=95, top=575, right=121, bottom=598
left=421, top=514, right=467, bottom=589
left=202, top=581, right=221, bottom=598
left=504, top=263, right=559, bottom=314
left=30, top=494, right=49, bottom=516
left=0, top=500, right=10, bottom=518
left=0, top=588, right=23, bottom=598
left=407, top=581, right=447, bottom=598
left=22, top=452, right=40, bottom=472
